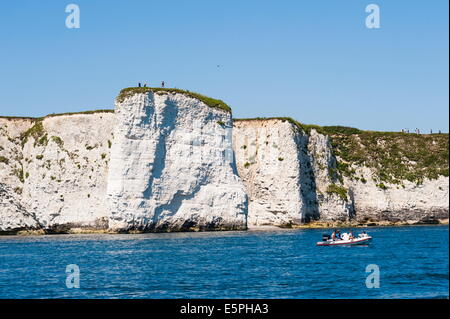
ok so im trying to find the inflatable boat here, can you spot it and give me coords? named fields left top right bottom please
left=316, top=233, right=372, bottom=246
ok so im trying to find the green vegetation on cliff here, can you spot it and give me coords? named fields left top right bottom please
left=44, top=110, right=114, bottom=117
left=1, top=110, right=113, bottom=148
left=326, top=184, right=348, bottom=201
left=327, top=130, right=449, bottom=185
left=289, top=120, right=448, bottom=185
left=116, top=87, right=232, bottom=113
left=3, top=111, right=448, bottom=188
left=20, top=120, right=45, bottom=147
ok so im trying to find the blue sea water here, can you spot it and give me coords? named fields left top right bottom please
left=0, top=225, right=448, bottom=299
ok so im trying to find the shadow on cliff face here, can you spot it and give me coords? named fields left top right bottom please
left=296, top=131, right=356, bottom=223
left=152, top=188, right=202, bottom=224
left=347, top=187, right=356, bottom=220
left=297, top=134, right=320, bottom=223
left=142, top=94, right=178, bottom=200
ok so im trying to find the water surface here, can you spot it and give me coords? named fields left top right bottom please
left=0, top=225, right=448, bottom=298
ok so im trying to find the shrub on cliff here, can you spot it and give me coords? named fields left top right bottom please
left=326, top=184, right=348, bottom=201
left=20, top=120, right=45, bottom=147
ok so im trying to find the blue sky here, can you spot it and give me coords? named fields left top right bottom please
left=0, top=0, right=448, bottom=132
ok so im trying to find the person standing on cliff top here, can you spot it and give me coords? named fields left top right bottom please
left=161, top=81, right=165, bottom=88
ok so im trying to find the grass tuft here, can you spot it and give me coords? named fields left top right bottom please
left=326, top=184, right=348, bottom=201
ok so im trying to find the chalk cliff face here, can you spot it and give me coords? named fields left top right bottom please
left=106, top=90, right=247, bottom=231
left=0, top=90, right=448, bottom=234
left=0, top=113, right=114, bottom=233
left=347, top=170, right=448, bottom=223
left=232, top=119, right=352, bottom=227
left=233, top=118, right=448, bottom=226
left=307, top=129, right=356, bottom=221
left=0, top=183, right=39, bottom=233
left=232, top=119, right=304, bottom=226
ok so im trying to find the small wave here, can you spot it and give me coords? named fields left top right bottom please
left=425, top=273, right=449, bottom=280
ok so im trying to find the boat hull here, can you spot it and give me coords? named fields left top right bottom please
left=316, top=236, right=372, bottom=246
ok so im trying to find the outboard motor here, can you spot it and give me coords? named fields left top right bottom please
left=322, top=234, right=331, bottom=241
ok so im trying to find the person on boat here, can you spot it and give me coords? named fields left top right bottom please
left=348, top=230, right=354, bottom=239
left=331, top=229, right=341, bottom=241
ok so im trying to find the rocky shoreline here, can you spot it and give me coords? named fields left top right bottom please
left=3, top=219, right=447, bottom=237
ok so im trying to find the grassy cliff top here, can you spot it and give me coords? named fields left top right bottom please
left=234, top=117, right=363, bottom=135
left=116, top=87, right=232, bottom=113
left=234, top=117, right=449, bottom=185
left=0, top=109, right=114, bottom=121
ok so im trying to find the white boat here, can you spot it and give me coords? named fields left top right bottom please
left=316, top=232, right=372, bottom=246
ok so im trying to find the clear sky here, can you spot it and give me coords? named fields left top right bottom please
left=0, top=0, right=448, bottom=132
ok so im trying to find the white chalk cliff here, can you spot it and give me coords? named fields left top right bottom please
left=106, top=90, right=247, bottom=231
left=0, top=89, right=448, bottom=234
left=232, top=119, right=352, bottom=227
left=0, top=113, right=113, bottom=233
left=233, top=119, right=448, bottom=227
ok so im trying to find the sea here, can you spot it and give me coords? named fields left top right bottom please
left=0, top=225, right=448, bottom=299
